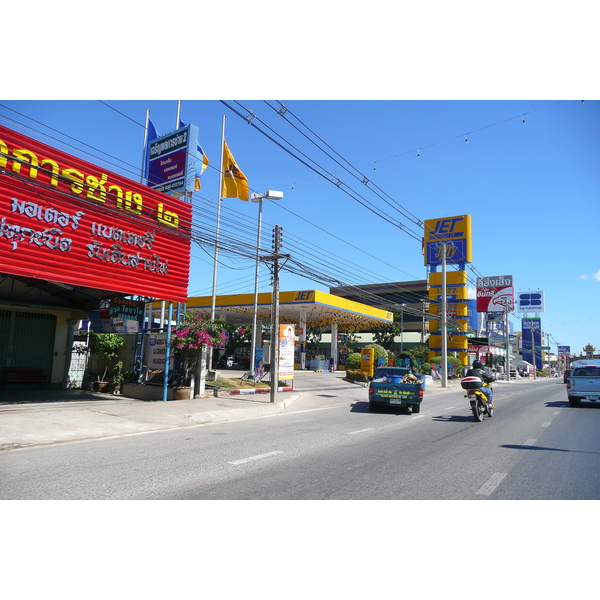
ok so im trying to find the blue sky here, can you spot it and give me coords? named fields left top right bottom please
left=2, top=98, right=598, bottom=357
left=3, top=4, right=599, bottom=359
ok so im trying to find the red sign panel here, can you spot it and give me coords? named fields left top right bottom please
left=475, top=276, right=514, bottom=313
left=0, top=124, right=192, bottom=303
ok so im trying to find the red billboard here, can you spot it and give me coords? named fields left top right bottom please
left=476, top=275, right=514, bottom=313
left=0, top=124, right=192, bottom=303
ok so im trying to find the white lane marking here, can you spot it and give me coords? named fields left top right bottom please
left=443, top=406, right=456, bottom=411
left=542, top=422, right=552, bottom=428
left=522, top=439, right=537, bottom=447
left=553, top=411, right=561, bottom=415
left=348, top=428, right=374, bottom=435
left=476, top=472, right=507, bottom=496
left=228, top=450, right=283, bottom=465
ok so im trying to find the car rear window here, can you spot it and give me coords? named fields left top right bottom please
left=573, top=367, right=600, bottom=377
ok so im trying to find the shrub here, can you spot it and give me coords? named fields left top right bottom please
left=365, top=343, right=387, bottom=363
left=346, top=352, right=362, bottom=370
left=430, top=355, right=463, bottom=377
left=345, top=369, right=369, bottom=383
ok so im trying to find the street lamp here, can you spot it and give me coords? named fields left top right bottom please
left=249, top=190, right=283, bottom=384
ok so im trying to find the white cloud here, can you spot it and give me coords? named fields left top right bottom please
left=593, top=270, right=600, bottom=282
left=580, top=274, right=588, bottom=279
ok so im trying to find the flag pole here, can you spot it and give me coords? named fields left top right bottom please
left=211, top=115, right=226, bottom=322
left=176, top=100, right=182, bottom=129
left=140, top=109, right=150, bottom=184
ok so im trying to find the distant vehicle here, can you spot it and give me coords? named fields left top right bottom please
left=566, top=361, right=600, bottom=407
left=563, top=369, right=572, bottom=384
left=368, top=367, right=423, bottom=413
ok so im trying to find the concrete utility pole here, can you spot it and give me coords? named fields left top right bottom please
left=269, top=225, right=282, bottom=403
left=267, top=225, right=290, bottom=404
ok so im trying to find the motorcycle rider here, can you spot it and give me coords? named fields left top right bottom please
left=465, top=360, right=494, bottom=407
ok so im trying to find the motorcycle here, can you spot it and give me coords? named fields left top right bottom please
left=460, top=376, right=494, bottom=422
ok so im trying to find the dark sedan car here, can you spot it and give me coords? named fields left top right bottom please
left=563, top=369, right=572, bottom=383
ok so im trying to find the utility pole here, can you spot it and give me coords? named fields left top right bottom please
left=268, top=225, right=290, bottom=404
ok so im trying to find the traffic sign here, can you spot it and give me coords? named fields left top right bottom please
left=535, top=346, right=551, bottom=350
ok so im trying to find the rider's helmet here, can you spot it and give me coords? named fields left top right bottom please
left=472, top=360, right=483, bottom=369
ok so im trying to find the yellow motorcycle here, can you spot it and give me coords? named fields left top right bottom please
left=460, top=376, right=494, bottom=422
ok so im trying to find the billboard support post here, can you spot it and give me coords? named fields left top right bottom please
left=441, top=243, right=448, bottom=389
left=531, top=327, right=537, bottom=380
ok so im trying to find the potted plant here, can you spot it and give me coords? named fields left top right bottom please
left=112, top=361, right=125, bottom=394
left=88, top=332, right=125, bottom=392
left=170, top=312, right=227, bottom=399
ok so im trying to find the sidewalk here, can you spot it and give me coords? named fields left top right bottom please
left=0, top=370, right=303, bottom=451
left=0, top=371, right=545, bottom=451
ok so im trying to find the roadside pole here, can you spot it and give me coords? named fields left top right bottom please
left=266, top=225, right=290, bottom=403
left=441, top=243, right=448, bottom=388
left=269, top=226, right=282, bottom=404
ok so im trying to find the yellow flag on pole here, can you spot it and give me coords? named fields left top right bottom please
left=221, top=140, right=249, bottom=201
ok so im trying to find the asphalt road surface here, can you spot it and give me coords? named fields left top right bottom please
left=1, top=378, right=598, bottom=500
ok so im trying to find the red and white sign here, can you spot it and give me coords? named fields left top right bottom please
left=0, top=124, right=192, bottom=303
left=476, top=275, right=514, bottom=313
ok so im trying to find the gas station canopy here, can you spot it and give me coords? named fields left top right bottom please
left=177, top=290, right=394, bottom=329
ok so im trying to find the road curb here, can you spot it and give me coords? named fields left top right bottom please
left=227, top=386, right=294, bottom=396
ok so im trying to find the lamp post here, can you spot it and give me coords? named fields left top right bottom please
left=249, top=190, right=283, bottom=384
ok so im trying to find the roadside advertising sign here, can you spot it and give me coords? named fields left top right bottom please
left=108, top=297, right=145, bottom=322
left=279, top=324, right=295, bottom=380
left=146, top=124, right=198, bottom=196
left=516, top=290, right=545, bottom=313
left=145, top=333, right=174, bottom=370
left=0, top=124, right=192, bottom=303
left=557, top=345, right=570, bottom=355
left=423, top=214, right=472, bottom=266
left=476, top=275, right=514, bottom=312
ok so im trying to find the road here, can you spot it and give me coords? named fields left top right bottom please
left=1, top=377, right=599, bottom=500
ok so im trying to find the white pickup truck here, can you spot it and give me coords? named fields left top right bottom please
left=567, top=360, right=600, bottom=407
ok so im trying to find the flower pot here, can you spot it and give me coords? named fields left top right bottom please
left=172, top=386, right=192, bottom=400
left=93, top=381, right=111, bottom=393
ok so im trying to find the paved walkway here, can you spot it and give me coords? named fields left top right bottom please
left=0, top=371, right=543, bottom=451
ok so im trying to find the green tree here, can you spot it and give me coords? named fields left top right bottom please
left=410, top=344, right=430, bottom=365
left=306, top=325, right=327, bottom=355
left=88, top=332, right=125, bottom=382
left=372, top=322, right=401, bottom=351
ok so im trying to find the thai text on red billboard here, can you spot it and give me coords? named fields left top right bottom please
left=0, top=124, right=192, bottom=302
left=476, top=275, right=514, bottom=313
